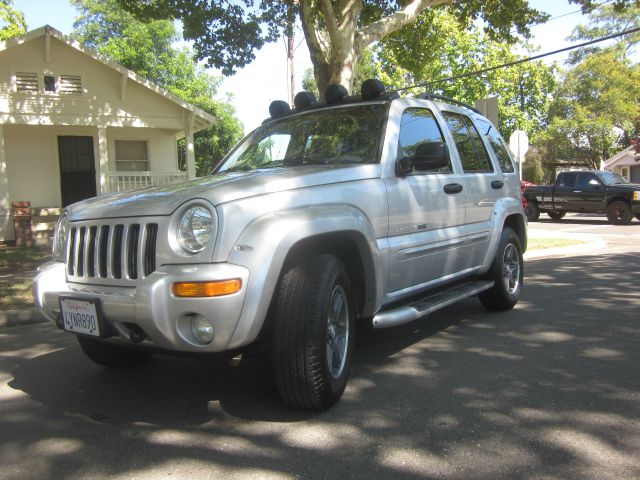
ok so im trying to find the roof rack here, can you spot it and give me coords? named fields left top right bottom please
left=416, top=93, right=481, bottom=114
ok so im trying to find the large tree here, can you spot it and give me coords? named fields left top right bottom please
left=72, top=0, right=243, bottom=174
left=376, top=8, right=556, bottom=141
left=116, top=0, right=637, bottom=96
left=540, top=51, right=640, bottom=170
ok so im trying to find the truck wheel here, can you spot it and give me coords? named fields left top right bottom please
left=479, top=227, right=523, bottom=311
left=547, top=210, right=566, bottom=220
left=606, top=201, right=632, bottom=225
left=272, top=254, right=354, bottom=410
left=525, top=201, right=539, bottom=222
left=77, top=335, right=152, bottom=368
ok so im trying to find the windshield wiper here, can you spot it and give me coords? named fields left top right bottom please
left=255, top=160, right=285, bottom=169
left=222, top=164, right=253, bottom=173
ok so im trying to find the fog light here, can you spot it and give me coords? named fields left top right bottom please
left=191, top=315, right=215, bottom=344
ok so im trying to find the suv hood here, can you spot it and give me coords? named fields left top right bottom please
left=66, top=165, right=381, bottom=220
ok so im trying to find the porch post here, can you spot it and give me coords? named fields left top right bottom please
left=0, top=126, right=12, bottom=242
left=185, top=113, right=196, bottom=179
left=97, top=127, right=109, bottom=194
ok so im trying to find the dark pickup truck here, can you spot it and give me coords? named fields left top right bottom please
left=524, top=170, right=640, bottom=225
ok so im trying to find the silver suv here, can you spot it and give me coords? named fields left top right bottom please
left=34, top=80, right=526, bottom=410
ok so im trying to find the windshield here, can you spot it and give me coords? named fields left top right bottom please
left=598, top=171, right=629, bottom=185
left=217, top=104, right=387, bottom=173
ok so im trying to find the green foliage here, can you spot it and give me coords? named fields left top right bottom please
left=72, top=0, right=243, bottom=174
left=540, top=51, right=640, bottom=170
left=113, top=0, right=639, bottom=85
left=567, top=3, right=640, bottom=63
left=0, top=0, right=26, bottom=41
left=377, top=9, right=556, bottom=142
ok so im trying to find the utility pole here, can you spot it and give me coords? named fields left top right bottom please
left=286, top=0, right=298, bottom=105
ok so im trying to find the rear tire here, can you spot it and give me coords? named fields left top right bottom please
left=272, top=254, right=355, bottom=410
left=547, top=210, right=566, bottom=220
left=525, top=201, right=540, bottom=222
left=607, top=201, right=632, bottom=225
left=77, top=335, right=152, bottom=368
left=479, top=227, right=524, bottom=311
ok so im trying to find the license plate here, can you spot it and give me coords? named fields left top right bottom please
left=60, top=298, right=101, bottom=336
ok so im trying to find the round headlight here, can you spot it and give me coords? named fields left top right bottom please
left=53, top=214, right=69, bottom=258
left=177, top=206, right=214, bottom=253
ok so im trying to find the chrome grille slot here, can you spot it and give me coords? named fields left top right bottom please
left=127, top=224, right=140, bottom=279
left=65, top=220, right=159, bottom=284
left=144, top=224, right=158, bottom=277
left=112, top=224, right=124, bottom=279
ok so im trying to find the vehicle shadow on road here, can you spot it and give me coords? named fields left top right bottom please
left=3, top=252, right=640, bottom=479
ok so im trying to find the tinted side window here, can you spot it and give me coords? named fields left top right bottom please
left=576, top=173, right=599, bottom=188
left=558, top=173, right=577, bottom=188
left=397, top=108, right=452, bottom=173
left=476, top=119, right=515, bottom=173
left=443, top=112, right=493, bottom=173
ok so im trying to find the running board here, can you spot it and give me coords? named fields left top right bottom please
left=372, top=280, right=494, bottom=329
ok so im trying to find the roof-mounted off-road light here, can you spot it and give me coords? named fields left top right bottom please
left=325, top=84, right=348, bottom=105
left=269, top=100, right=291, bottom=119
left=294, top=91, right=317, bottom=111
left=361, top=79, right=386, bottom=100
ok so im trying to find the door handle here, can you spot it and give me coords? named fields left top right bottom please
left=444, top=183, right=463, bottom=194
left=491, top=180, right=504, bottom=189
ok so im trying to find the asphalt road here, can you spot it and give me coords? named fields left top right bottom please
left=1, top=226, right=639, bottom=480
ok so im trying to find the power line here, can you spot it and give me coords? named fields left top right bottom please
left=396, top=26, right=640, bottom=91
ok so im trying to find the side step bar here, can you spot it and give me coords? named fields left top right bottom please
left=372, top=280, right=494, bottom=329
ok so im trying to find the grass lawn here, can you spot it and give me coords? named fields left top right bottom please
left=0, top=246, right=51, bottom=310
left=527, top=237, right=587, bottom=251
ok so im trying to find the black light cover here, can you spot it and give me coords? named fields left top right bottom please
left=361, top=79, right=386, bottom=100
left=325, top=84, right=348, bottom=104
left=269, top=100, right=291, bottom=118
left=294, top=91, right=317, bottom=111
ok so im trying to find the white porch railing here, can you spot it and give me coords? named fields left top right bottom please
left=107, top=171, right=188, bottom=193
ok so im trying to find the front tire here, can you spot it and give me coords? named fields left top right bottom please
left=479, top=227, right=524, bottom=311
left=607, top=201, right=632, bottom=225
left=525, top=201, right=540, bottom=222
left=272, top=254, right=355, bottom=410
left=77, top=335, right=152, bottom=368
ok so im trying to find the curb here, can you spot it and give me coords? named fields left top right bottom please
left=0, top=307, right=47, bottom=328
left=524, top=231, right=607, bottom=260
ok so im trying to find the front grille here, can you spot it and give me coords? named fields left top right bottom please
left=66, top=221, right=158, bottom=283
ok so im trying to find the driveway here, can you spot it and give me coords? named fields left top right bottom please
left=1, top=242, right=639, bottom=479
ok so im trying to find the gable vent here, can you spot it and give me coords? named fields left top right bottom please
left=15, top=72, right=39, bottom=92
left=59, top=75, right=82, bottom=94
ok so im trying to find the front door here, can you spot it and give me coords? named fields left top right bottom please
left=58, top=136, right=96, bottom=207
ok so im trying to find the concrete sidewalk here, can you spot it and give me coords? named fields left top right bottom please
left=0, top=230, right=608, bottom=329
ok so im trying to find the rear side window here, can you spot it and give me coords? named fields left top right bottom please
left=443, top=112, right=494, bottom=173
left=397, top=108, right=453, bottom=174
left=558, top=173, right=577, bottom=188
left=476, top=119, right=515, bottom=173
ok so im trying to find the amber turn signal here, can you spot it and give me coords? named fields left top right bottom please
left=172, top=279, right=242, bottom=297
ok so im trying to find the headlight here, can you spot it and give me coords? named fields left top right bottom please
left=177, top=206, right=214, bottom=253
left=52, top=214, right=69, bottom=258
left=633, top=191, right=639, bottom=201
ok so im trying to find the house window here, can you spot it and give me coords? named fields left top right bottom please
left=15, top=72, right=39, bottom=92
left=621, top=167, right=629, bottom=180
left=44, top=74, right=56, bottom=92
left=115, top=140, right=149, bottom=172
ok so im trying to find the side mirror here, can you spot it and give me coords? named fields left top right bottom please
left=396, top=141, right=450, bottom=176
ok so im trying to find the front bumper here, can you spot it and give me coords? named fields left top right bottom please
left=33, top=261, right=250, bottom=353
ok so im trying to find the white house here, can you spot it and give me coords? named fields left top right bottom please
left=604, top=146, right=640, bottom=183
left=0, top=25, right=216, bottom=243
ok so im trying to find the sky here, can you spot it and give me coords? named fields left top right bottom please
left=14, top=0, right=601, bottom=132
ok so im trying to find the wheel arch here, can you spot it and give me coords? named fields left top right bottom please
left=504, top=213, right=527, bottom=252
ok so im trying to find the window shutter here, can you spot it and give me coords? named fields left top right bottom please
left=59, top=75, right=83, bottom=94
left=15, top=72, right=39, bottom=92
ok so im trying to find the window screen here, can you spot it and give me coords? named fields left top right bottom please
left=443, top=112, right=493, bottom=173
left=115, top=140, right=149, bottom=172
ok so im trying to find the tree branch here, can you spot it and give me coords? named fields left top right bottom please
left=318, top=0, right=341, bottom=46
left=357, top=0, right=451, bottom=47
left=338, top=0, right=363, bottom=32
